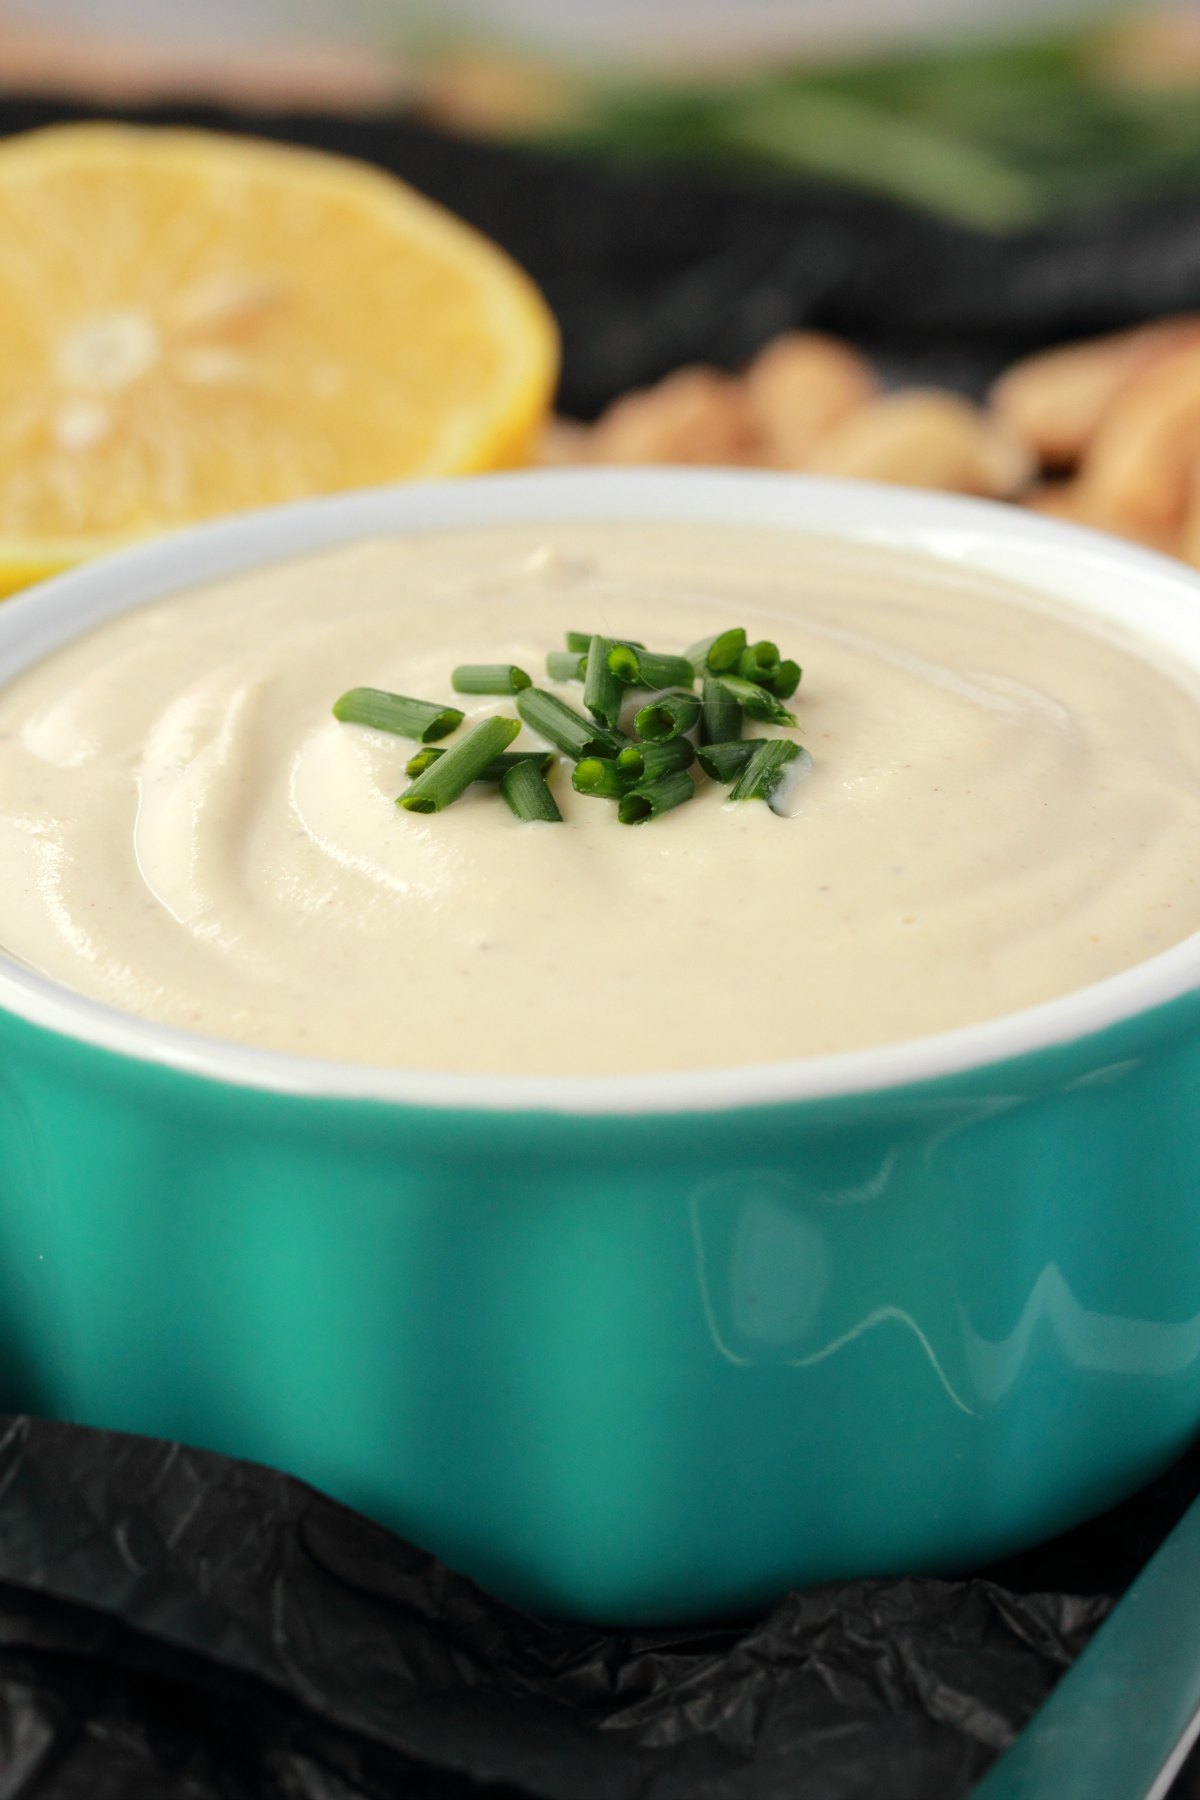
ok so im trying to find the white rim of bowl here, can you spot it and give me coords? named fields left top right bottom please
left=0, top=467, right=1199, bottom=1116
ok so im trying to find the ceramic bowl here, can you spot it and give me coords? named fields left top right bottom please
left=1, top=469, right=1199, bottom=1625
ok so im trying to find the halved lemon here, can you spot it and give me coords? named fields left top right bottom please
left=0, top=123, right=559, bottom=593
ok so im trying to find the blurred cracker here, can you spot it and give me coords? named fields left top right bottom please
left=1075, top=341, right=1200, bottom=536
left=743, top=332, right=878, bottom=468
left=537, top=419, right=593, bottom=466
left=587, top=366, right=761, bottom=466
left=805, top=390, right=1033, bottom=498
left=1087, top=10, right=1200, bottom=91
left=1176, top=468, right=1200, bottom=568
left=992, top=318, right=1200, bottom=469
left=417, top=50, right=584, bottom=136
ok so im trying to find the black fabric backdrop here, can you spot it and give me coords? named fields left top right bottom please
left=2, top=94, right=1200, bottom=412
left=0, top=97, right=1198, bottom=1800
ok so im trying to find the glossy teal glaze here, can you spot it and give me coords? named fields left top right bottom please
left=2, top=989, right=1200, bottom=1624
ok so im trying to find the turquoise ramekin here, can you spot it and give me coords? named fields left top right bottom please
left=1, top=470, right=1199, bottom=1626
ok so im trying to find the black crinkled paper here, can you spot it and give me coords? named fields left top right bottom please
left=0, top=1416, right=1114, bottom=1800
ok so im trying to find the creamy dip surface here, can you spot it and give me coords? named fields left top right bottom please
left=0, top=521, right=1199, bottom=1076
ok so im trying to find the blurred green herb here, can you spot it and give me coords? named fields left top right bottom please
left=515, top=29, right=1200, bottom=230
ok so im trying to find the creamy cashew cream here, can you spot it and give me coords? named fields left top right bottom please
left=0, top=521, right=1198, bottom=1075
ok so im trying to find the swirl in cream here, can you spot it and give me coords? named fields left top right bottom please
left=0, top=522, right=1198, bottom=1074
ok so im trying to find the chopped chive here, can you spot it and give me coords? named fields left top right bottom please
left=501, top=758, right=562, bottom=822
left=517, top=687, right=625, bottom=759
left=686, top=628, right=746, bottom=673
left=573, top=756, right=632, bottom=798
left=715, top=674, right=797, bottom=727
left=729, top=737, right=805, bottom=804
left=567, top=630, right=644, bottom=654
left=334, top=687, right=463, bottom=743
left=617, top=770, right=695, bottom=825
left=405, top=747, right=553, bottom=782
left=451, top=664, right=531, bottom=695
left=604, top=641, right=641, bottom=684
left=634, top=689, right=701, bottom=743
left=617, top=740, right=695, bottom=783
left=765, top=659, right=802, bottom=699
left=607, top=646, right=695, bottom=690
left=584, top=633, right=627, bottom=730
left=696, top=738, right=768, bottom=782
left=700, top=670, right=742, bottom=744
left=546, top=650, right=586, bottom=682
left=602, top=639, right=659, bottom=684
left=736, top=642, right=780, bottom=682
left=708, top=628, right=748, bottom=672
left=398, top=716, right=520, bottom=813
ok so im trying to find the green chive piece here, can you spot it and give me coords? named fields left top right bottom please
left=606, top=647, right=695, bottom=690
left=601, top=640, right=655, bottom=683
left=573, top=756, right=632, bottom=798
left=729, top=737, right=805, bottom=804
left=584, top=633, right=627, bottom=730
left=736, top=641, right=780, bottom=682
left=567, top=630, right=643, bottom=654
left=501, top=758, right=562, bottom=822
left=517, top=687, right=625, bottom=759
left=709, top=629, right=748, bottom=672
left=765, top=659, right=802, bottom=699
left=696, top=738, right=768, bottom=783
left=602, top=641, right=640, bottom=684
left=546, top=650, right=586, bottom=682
left=398, top=716, right=521, bottom=813
left=617, top=740, right=695, bottom=783
left=716, top=674, right=797, bottom=727
left=634, top=689, right=701, bottom=743
left=617, top=770, right=696, bottom=826
left=451, top=664, right=531, bottom=695
left=405, top=747, right=441, bottom=778
left=686, top=628, right=746, bottom=673
left=334, top=687, right=463, bottom=743
left=700, top=670, right=742, bottom=744
left=405, top=747, right=553, bottom=782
